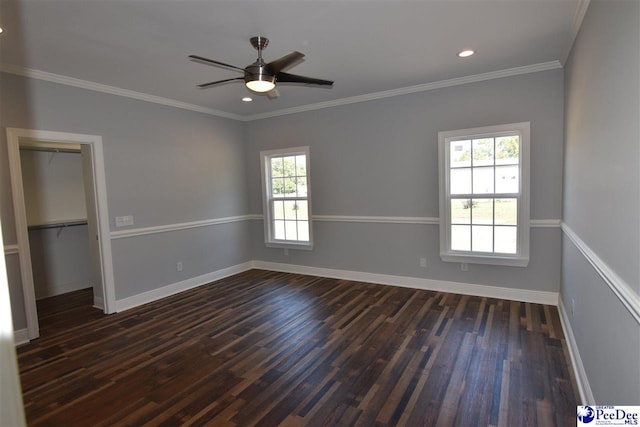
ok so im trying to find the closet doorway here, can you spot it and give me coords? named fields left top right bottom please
left=7, top=128, right=115, bottom=341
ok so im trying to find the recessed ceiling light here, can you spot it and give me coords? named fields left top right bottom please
left=0, top=27, right=4, bottom=34
left=242, top=97, right=253, bottom=102
left=458, top=49, right=475, bottom=58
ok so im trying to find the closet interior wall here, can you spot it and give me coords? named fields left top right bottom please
left=20, top=145, right=92, bottom=299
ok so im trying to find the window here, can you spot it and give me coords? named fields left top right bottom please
left=438, top=122, right=530, bottom=266
left=260, top=146, right=313, bottom=249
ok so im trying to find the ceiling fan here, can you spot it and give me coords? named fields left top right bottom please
left=189, top=36, right=333, bottom=96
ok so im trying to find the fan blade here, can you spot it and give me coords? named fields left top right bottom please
left=276, top=72, right=333, bottom=86
left=197, top=77, right=244, bottom=88
left=189, top=55, right=246, bottom=73
left=266, top=51, right=304, bottom=73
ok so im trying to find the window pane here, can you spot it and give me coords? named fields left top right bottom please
left=495, top=198, right=517, bottom=225
left=450, top=140, right=471, bottom=168
left=472, top=199, right=493, bottom=224
left=280, top=177, right=295, bottom=197
left=451, top=225, right=471, bottom=251
left=283, top=156, right=296, bottom=178
left=296, top=177, right=308, bottom=197
left=495, top=226, right=517, bottom=254
left=295, top=155, right=307, bottom=176
left=451, top=168, right=471, bottom=194
left=285, top=221, right=298, bottom=240
left=472, top=138, right=494, bottom=166
left=271, top=157, right=284, bottom=177
left=297, top=221, right=310, bottom=241
left=473, top=167, right=494, bottom=194
left=451, top=199, right=471, bottom=224
left=296, top=200, right=309, bottom=220
left=274, top=220, right=285, bottom=240
left=273, top=200, right=285, bottom=220
left=496, top=136, right=519, bottom=165
left=283, top=200, right=298, bottom=220
left=472, top=225, right=493, bottom=252
left=272, top=178, right=285, bottom=196
left=495, top=165, right=519, bottom=193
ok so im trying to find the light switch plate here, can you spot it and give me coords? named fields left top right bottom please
left=115, top=215, right=134, bottom=227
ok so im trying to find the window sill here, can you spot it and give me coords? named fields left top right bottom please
left=441, top=252, right=529, bottom=267
left=266, top=241, right=314, bottom=251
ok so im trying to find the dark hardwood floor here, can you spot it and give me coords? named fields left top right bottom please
left=17, top=270, right=578, bottom=426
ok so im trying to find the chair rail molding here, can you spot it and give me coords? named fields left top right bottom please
left=562, top=222, right=640, bottom=324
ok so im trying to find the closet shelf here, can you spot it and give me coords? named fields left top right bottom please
left=28, top=219, right=88, bottom=231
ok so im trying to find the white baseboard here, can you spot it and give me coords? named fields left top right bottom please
left=114, top=262, right=253, bottom=312
left=558, top=296, right=595, bottom=405
left=15, top=261, right=559, bottom=346
left=13, top=329, right=30, bottom=346
left=250, top=261, right=559, bottom=305
left=35, top=281, right=93, bottom=300
left=93, top=295, right=104, bottom=310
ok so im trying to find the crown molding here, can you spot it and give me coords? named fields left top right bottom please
left=562, top=0, right=591, bottom=63
left=0, top=63, right=243, bottom=121
left=1, top=60, right=562, bottom=122
left=242, top=61, right=563, bottom=121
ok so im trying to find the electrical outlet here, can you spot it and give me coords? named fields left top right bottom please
left=115, top=215, right=134, bottom=227
left=176, top=262, right=183, bottom=272
left=419, top=258, right=427, bottom=268
left=461, top=263, right=468, bottom=271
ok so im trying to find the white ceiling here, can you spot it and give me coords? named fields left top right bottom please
left=0, top=0, right=584, bottom=118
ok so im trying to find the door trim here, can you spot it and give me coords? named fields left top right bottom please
left=6, top=128, right=116, bottom=340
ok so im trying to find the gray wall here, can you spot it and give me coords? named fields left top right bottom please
left=1, top=73, right=251, bottom=328
left=562, top=0, right=639, bottom=404
left=245, top=69, right=564, bottom=292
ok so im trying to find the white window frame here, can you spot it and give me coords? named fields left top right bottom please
left=438, top=122, right=530, bottom=267
left=260, top=146, right=314, bottom=250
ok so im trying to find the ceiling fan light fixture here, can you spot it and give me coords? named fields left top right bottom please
left=192, top=36, right=333, bottom=95
left=246, top=79, right=276, bottom=93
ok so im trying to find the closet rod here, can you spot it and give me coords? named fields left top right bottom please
left=28, top=220, right=88, bottom=231
left=19, top=146, right=81, bottom=154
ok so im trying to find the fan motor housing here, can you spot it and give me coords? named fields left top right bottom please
left=250, top=36, right=269, bottom=51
